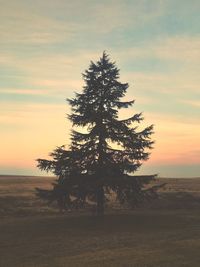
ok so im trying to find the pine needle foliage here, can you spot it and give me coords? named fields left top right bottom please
left=37, top=52, right=157, bottom=215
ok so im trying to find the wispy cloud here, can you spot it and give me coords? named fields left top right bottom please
left=0, top=2, right=72, bottom=44
left=115, top=35, right=200, bottom=66
left=86, top=0, right=165, bottom=33
left=0, top=88, right=46, bottom=96
left=0, top=0, right=167, bottom=47
left=180, top=99, right=200, bottom=108
left=153, top=36, right=200, bottom=63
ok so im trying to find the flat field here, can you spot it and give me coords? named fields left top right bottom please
left=0, top=175, right=200, bottom=267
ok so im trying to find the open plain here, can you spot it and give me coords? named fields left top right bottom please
left=0, top=175, right=200, bottom=267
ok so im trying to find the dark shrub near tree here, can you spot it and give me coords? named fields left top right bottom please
left=37, top=52, right=158, bottom=215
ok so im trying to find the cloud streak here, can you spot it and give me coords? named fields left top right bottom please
left=0, top=2, right=73, bottom=45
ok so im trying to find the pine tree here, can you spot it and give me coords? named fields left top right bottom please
left=37, top=52, right=158, bottom=215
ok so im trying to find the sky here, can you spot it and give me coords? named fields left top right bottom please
left=0, top=0, right=200, bottom=177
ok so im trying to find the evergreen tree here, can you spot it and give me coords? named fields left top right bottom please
left=37, top=52, right=158, bottom=215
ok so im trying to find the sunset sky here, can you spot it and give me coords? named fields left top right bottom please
left=0, top=0, right=199, bottom=177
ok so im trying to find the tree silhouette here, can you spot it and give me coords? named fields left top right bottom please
left=37, top=52, right=157, bottom=215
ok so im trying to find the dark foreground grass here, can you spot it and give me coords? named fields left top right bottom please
left=1, top=175, right=200, bottom=267
left=0, top=210, right=200, bottom=267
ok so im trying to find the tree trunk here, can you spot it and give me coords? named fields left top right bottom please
left=96, top=186, right=104, bottom=215
left=96, top=99, right=105, bottom=216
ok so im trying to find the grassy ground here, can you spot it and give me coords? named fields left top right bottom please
left=0, top=175, right=200, bottom=267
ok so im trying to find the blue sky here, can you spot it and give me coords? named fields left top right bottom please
left=0, top=0, right=200, bottom=177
